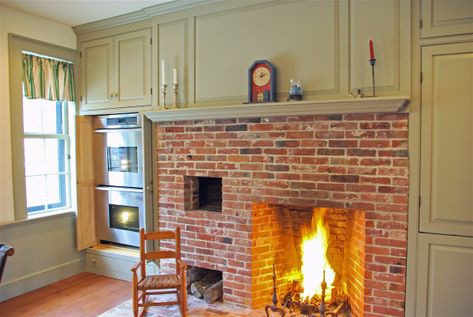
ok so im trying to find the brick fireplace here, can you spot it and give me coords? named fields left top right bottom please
left=155, top=112, right=408, bottom=317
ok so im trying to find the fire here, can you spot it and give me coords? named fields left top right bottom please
left=300, top=209, right=336, bottom=301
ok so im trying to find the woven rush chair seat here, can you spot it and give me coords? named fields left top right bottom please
left=138, top=274, right=181, bottom=290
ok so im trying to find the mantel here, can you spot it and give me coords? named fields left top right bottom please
left=144, top=96, right=409, bottom=123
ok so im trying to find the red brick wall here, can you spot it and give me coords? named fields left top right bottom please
left=156, top=113, right=409, bottom=316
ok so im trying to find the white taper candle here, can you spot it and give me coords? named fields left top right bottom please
left=173, top=68, right=177, bottom=84
left=161, top=60, right=166, bottom=84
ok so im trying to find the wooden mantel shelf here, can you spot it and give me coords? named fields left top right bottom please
left=144, top=96, right=409, bottom=123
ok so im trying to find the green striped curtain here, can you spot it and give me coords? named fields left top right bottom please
left=22, top=53, right=75, bottom=102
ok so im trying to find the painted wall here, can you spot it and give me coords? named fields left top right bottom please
left=0, top=4, right=82, bottom=301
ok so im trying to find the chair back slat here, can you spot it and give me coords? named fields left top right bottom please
left=145, top=231, right=176, bottom=240
left=145, top=250, right=176, bottom=260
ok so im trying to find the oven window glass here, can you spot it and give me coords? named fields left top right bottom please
left=107, top=146, right=138, bottom=173
left=109, top=204, right=139, bottom=232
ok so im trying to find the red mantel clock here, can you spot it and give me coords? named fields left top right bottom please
left=248, top=60, right=277, bottom=103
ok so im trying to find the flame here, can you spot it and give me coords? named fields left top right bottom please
left=300, top=209, right=336, bottom=301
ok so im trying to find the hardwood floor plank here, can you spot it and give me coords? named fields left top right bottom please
left=0, top=272, right=131, bottom=317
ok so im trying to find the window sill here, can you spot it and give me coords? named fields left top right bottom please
left=0, top=209, right=76, bottom=228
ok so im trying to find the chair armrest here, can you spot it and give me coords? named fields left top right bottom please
left=0, top=245, right=14, bottom=257
left=131, top=261, right=142, bottom=273
left=176, top=258, right=187, bottom=273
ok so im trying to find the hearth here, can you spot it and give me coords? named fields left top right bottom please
left=156, top=113, right=409, bottom=316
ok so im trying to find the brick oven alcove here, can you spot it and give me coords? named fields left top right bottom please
left=155, top=111, right=409, bottom=316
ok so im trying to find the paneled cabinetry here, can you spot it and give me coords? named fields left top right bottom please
left=420, top=42, right=473, bottom=238
left=416, top=41, right=473, bottom=316
left=155, top=0, right=410, bottom=108
left=421, top=0, right=473, bottom=38
left=79, top=29, right=151, bottom=113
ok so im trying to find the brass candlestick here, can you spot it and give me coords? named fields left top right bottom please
left=160, top=83, right=168, bottom=110
left=172, top=83, right=179, bottom=108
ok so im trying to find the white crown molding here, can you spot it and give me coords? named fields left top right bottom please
left=73, top=0, right=224, bottom=35
left=144, top=97, right=410, bottom=123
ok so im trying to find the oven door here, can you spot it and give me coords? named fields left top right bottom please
left=95, top=128, right=143, bottom=188
left=95, top=187, right=144, bottom=247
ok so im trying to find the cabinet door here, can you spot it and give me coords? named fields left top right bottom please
left=114, top=29, right=152, bottom=108
left=421, top=0, right=473, bottom=38
left=420, top=42, right=473, bottom=237
left=416, top=233, right=473, bottom=316
left=80, top=37, right=114, bottom=111
left=75, top=115, right=98, bottom=250
left=350, top=0, right=410, bottom=96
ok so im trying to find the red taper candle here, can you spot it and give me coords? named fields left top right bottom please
left=369, top=39, right=375, bottom=60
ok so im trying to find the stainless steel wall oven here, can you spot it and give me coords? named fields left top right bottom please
left=94, top=113, right=144, bottom=247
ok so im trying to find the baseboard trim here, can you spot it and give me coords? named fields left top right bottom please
left=0, top=258, right=84, bottom=301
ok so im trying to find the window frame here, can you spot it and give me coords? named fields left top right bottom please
left=9, top=34, right=79, bottom=221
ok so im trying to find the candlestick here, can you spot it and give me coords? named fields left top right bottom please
left=160, top=83, right=167, bottom=110
left=370, top=58, right=376, bottom=97
left=161, top=60, right=166, bottom=85
left=369, top=39, right=375, bottom=60
left=173, top=68, right=177, bottom=84
left=172, top=83, right=178, bottom=108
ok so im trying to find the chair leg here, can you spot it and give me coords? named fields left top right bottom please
left=132, top=286, right=138, bottom=317
left=181, top=288, right=187, bottom=317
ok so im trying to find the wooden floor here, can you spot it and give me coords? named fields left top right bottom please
left=0, top=272, right=130, bottom=317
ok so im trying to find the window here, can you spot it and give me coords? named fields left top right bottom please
left=9, top=34, right=78, bottom=220
left=22, top=97, right=73, bottom=214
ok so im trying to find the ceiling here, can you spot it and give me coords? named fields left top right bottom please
left=0, top=0, right=175, bottom=27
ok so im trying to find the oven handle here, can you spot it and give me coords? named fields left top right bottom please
left=96, top=186, right=143, bottom=193
left=94, top=128, right=142, bottom=133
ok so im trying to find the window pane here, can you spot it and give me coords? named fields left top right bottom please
left=24, top=138, right=45, bottom=176
left=26, top=175, right=47, bottom=212
left=46, top=174, right=67, bottom=209
left=23, top=98, right=42, bottom=133
left=42, top=100, right=64, bottom=134
left=45, top=139, right=66, bottom=173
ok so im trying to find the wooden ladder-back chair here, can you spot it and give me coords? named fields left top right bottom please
left=131, top=227, right=187, bottom=317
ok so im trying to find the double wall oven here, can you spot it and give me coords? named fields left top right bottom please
left=94, top=113, right=145, bottom=247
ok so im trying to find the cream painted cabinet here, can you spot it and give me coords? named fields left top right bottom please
left=349, top=0, right=410, bottom=96
left=421, top=0, right=473, bottom=38
left=420, top=42, right=473, bottom=237
left=80, top=29, right=151, bottom=113
left=416, top=42, right=473, bottom=317
left=155, top=0, right=410, bottom=108
left=416, top=233, right=473, bottom=316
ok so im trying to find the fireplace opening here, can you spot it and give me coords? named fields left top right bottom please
left=252, top=204, right=365, bottom=315
left=187, top=266, right=223, bottom=303
left=184, top=176, right=222, bottom=212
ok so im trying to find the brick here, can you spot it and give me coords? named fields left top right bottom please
left=330, top=175, right=360, bottom=183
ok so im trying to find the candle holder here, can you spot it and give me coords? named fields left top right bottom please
left=160, top=83, right=168, bottom=110
left=172, top=83, right=179, bottom=108
left=369, top=58, right=376, bottom=97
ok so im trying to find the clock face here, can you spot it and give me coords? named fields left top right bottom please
left=252, top=67, right=271, bottom=87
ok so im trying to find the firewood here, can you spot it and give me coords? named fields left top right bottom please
left=203, top=280, right=223, bottom=303
left=186, top=266, right=208, bottom=289
left=190, top=271, right=221, bottom=298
